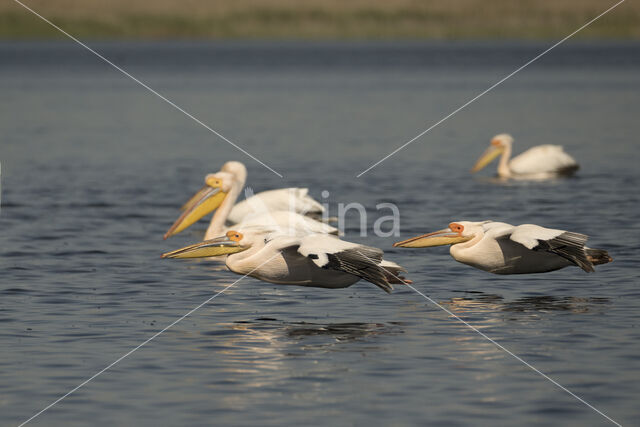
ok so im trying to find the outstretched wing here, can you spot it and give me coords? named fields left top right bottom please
left=296, top=234, right=392, bottom=293
left=509, top=224, right=593, bottom=272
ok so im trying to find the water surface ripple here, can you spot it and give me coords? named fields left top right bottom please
left=1, top=42, right=639, bottom=426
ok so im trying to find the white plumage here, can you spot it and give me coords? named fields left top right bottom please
left=164, top=161, right=335, bottom=241
left=163, top=227, right=410, bottom=293
left=471, top=134, right=579, bottom=180
left=395, top=220, right=612, bottom=274
left=228, top=187, right=323, bottom=224
left=509, top=145, right=578, bottom=177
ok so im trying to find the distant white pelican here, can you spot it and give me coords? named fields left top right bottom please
left=471, top=134, right=579, bottom=180
left=394, top=221, right=611, bottom=274
left=165, top=161, right=334, bottom=240
left=163, top=227, right=410, bottom=293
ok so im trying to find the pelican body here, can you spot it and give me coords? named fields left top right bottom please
left=164, top=161, right=334, bottom=241
left=163, top=227, right=410, bottom=293
left=394, top=221, right=611, bottom=274
left=471, top=134, right=579, bottom=180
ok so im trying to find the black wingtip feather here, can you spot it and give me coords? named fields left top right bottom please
left=586, top=248, right=613, bottom=266
left=536, top=231, right=594, bottom=272
left=325, top=246, right=394, bottom=293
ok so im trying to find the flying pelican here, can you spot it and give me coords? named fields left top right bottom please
left=394, top=221, right=611, bottom=274
left=162, top=227, right=410, bottom=293
left=165, top=162, right=335, bottom=240
left=471, top=134, right=579, bottom=180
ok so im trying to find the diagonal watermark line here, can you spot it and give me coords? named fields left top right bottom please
left=356, top=0, right=626, bottom=177
left=403, top=283, right=621, bottom=426
left=19, top=253, right=279, bottom=427
left=356, top=251, right=621, bottom=426
left=12, top=0, right=283, bottom=178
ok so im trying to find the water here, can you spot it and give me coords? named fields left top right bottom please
left=1, top=41, right=639, bottom=426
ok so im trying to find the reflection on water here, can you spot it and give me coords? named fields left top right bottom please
left=193, top=320, right=405, bottom=393
left=228, top=319, right=404, bottom=349
left=199, top=320, right=403, bottom=363
left=472, top=175, right=576, bottom=186
left=285, top=321, right=403, bottom=340
left=444, top=292, right=610, bottom=315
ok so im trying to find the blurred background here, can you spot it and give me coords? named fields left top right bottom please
left=2, top=0, right=639, bottom=40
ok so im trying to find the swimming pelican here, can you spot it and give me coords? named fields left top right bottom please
left=471, top=134, right=579, bottom=180
left=223, top=161, right=324, bottom=223
left=394, top=221, right=611, bottom=274
left=162, top=227, right=410, bottom=293
left=165, top=162, right=335, bottom=240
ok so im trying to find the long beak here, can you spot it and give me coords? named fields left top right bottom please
left=471, top=145, right=503, bottom=173
left=393, top=228, right=472, bottom=248
left=164, top=186, right=227, bottom=239
left=161, top=236, right=247, bottom=259
left=180, top=185, right=212, bottom=211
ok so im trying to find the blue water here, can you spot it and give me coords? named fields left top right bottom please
left=1, top=41, right=639, bottom=426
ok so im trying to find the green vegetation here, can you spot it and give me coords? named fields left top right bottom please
left=2, top=0, right=638, bottom=40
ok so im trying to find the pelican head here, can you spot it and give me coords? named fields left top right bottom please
left=162, top=227, right=275, bottom=259
left=163, top=171, right=235, bottom=239
left=162, top=230, right=250, bottom=259
left=393, top=222, right=479, bottom=248
left=221, top=160, right=247, bottom=181
left=471, top=133, right=513, bottom=173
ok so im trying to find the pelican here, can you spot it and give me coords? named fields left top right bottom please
left=162, top=227, right=410, bottom=293
left=165, top=161, right=335, bottom=240
left=221, top=161, right=325, bottom=223
left=471, top=134, right=579, bottom=180
left=394, top=221, right=612, bottom=274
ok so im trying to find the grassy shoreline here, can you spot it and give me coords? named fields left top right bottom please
left=2, top=0, right=639, bottom=40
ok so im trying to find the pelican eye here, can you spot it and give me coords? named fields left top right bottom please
left=449, top=223, right=464, bottom=234
left=491, top=140, right=501, bottom=146
left=226, top=231, right=243, bottom=242
left=206, top=177, right=222, bottom=188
